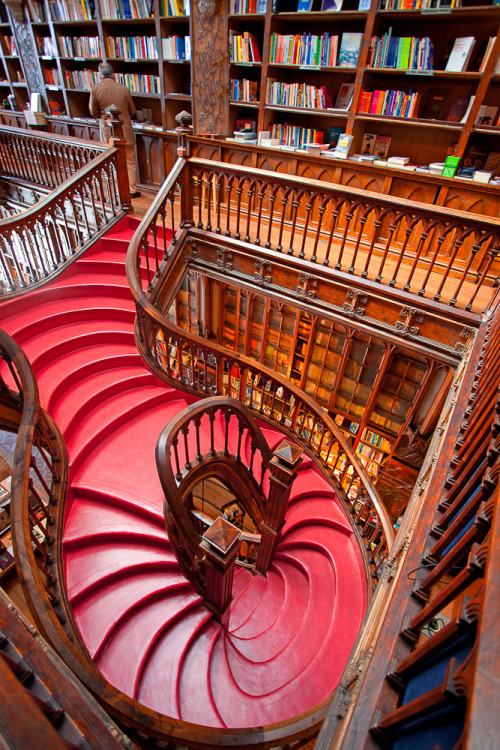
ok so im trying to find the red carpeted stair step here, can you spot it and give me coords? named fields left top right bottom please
left=0, top=215, right=368, bottom=732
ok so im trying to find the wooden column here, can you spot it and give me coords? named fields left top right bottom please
left=200, top=516, right=241, bottom=626
left=190, top=0, right=229, bottom=136
left=255, top=440, right=303, bottom=576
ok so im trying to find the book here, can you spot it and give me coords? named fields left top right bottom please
left=441, top=156, right=461, bottom=178
left=321, top=0, right=343, bottom=9
left=326, top=126, right=344, bottom=146
left=333, top=83, right=354, bottom=109
left=373, top=134, right=391, bottom=158
left=388, top=156, right=410, bottom=165
left=475, top=105, right=498, bottom=126
left=297, top=0, right=313, bottom=9
left=333, top=133, right=353, bottom=159
left=446, top=96, right=471, bottom=123
left=338, top=33, right=363, bottom=67
left=421, top=88, right=451, bottom=121
left=361, top=132, right=377, bottom=154
left=358, top=0, right=371, bottom=7
left=445, top=36, right=476, bottom=72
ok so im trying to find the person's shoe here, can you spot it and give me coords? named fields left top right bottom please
left=130, top=191, right=141, bottom=199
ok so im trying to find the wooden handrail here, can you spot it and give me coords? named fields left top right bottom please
left=0, top=146, right=128, bottom=296
left=0, top=329, right=333, bottom=750
left=156, top=396, right=274, bottom=592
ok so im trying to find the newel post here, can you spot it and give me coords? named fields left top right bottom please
left=255, top=440, right=303, bottom=576
left=175, top=110, right=193, bottom=228
left=200, top=516, right=242, bottom=626
left=105, top=104, right=132, bottom=212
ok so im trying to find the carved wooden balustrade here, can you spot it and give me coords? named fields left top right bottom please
left=0, top=121, right=131, bottom=296
left=131, top=155, right=500, bottom=314
left=156, top=397, right=276, bottom=615
left=129, top=262, right=395, bottom=583
left=0, top=125, right=106, bottom=190
left=0, top=330, right=334, bottom=750
left=314, top=299, right=500, bottom=750
left=0, top=329, right=68, bottom=636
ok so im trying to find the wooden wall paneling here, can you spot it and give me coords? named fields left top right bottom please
left=191, top=0, right=229, bottom=136
left=136, top=133, right=163, bottom=188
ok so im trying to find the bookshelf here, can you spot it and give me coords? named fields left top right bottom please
left=18, top=0, right=193, bottom=144
left=0, top=0, right=497, bottom=186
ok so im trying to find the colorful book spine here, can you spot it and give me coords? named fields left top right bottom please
left=270, top=122, right=324, bottom=149
left=368, top=33, right=434, bottom=70
left=358, top=88, right=421, bottom=118
left=269, top=32, right=338, bottom=66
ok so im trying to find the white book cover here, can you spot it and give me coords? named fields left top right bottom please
left=445, top=37, right=475, bottom=72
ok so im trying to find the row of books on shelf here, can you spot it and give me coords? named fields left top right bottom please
left=367, top=32, right=433, bottom=70
left=107, top=35, right=159, bottom=60
left=358, top=88, right=421, bottom=118
left=363, top=429, right=392, bottom=451
left=378, top=0, right=460, bottom=9
left=115, top=71, right=160, bottom=93
left=100, top=0, right=155, bottom=18
left=231, top=0, right=267, bottom=11
left=229, top=31, right=262, bottom=63
left=44, top=68, right=61, bottom=86
left=38, top=37, right=57, bottom=57
left=269, top=121, right=324, bottom=148
left=48, top=0, right=95, bottom=21
left=162, top=35, right=191, bottom=60
left=159, top=0, right=190, bottom=14
left=356, top=442, right=386, bottom=464
left=230, top=77, right=259, bottom=102
left=269, top=31, right=362, bottom=67
left=266, top=79, right=334, bottom=109
left=274, top=0, right=371, bottom=11
left=59, top=35, right=102, bottom=58
left=65, top=68, right=100, bottom=88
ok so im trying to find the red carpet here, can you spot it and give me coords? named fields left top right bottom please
left=0, top=216, right=367, bottom=728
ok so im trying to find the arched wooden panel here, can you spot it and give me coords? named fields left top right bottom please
left=136, top=133, right=162, bottom=187
left=443, top=193, right=487, bottom=216
left=256, top=156, right=290, bottom=174
left=226, top=150, right=253, bottom=167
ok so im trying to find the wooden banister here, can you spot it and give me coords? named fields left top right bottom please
left=0, top=127, right=129, bottom=297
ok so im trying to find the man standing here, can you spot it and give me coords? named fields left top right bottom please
left=89, top=62, right=141, bottom=198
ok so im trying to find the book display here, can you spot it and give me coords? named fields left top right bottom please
left=0, top=0, right=497, bottom=187
left=229, top=0, right=500, bottom=161
left=21, top=0, right=192, bottom=141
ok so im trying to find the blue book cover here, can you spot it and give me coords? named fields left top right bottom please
left=297, top=0, right=313, bottom=10
left=358, top=0, right=370, bottom=7
left=321, top=0, right=342, bottom=10
left=338, top=33, right=363, bottom=67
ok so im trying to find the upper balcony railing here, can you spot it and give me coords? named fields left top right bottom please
left=0, top=125, right=106, bottom=189
left=0, top=119, right=131, bottom=297
left=130, top=155, right=500, bottom=315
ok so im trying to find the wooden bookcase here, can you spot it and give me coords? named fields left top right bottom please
left=0, top=0, right=498, bottom=187
left=228, top=0, right=500, bottom=170
left=23, top=0, right=193, bottom=132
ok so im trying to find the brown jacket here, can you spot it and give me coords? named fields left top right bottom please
left=89, top=77, right=136, bottom=145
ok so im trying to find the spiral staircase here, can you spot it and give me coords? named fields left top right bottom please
left=0, top=215, right=368, bottom=734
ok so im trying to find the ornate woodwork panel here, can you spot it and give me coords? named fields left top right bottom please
left=375, top=458, right=419, bottom=520
left=136, top=133, right=162, bottom=187
left=255, top=155, right=292, bottom=174
left=70, top=123, right=100, bottom=141
left=438, top=185, right=500, bottom=218
left=49, top=120, right=71, bottom=137
left=191, top=0, right=229, bottom=136
left=389, top=177, right=438, bottom=205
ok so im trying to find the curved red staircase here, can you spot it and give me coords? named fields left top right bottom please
left=0, top=216, right=367, bottom=730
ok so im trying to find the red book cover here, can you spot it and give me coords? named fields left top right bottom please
left=319, top=85, right=333, bottom=108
